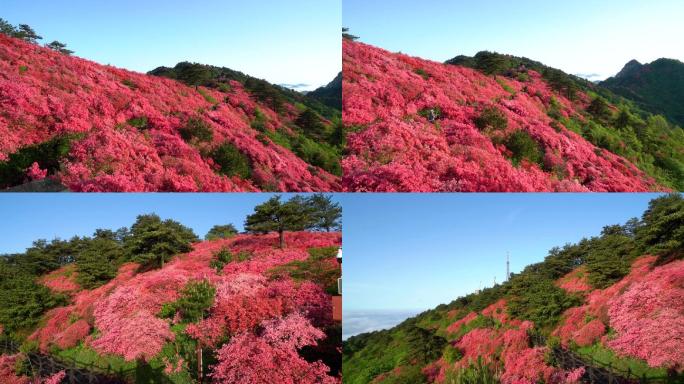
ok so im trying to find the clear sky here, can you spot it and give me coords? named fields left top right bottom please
left=344, top=0, right=684, bottom=81
left=2, top=0, right=341, bottom=91
left=0, top=193, right=341, bottom=254
left=340, top=193, right=664, bottom=314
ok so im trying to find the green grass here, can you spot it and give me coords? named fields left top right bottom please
left=55, top=342, right=194, bottom=384
left=197, top=88, right=218, bottom=104
left=575, top=344, right=668, bottom=380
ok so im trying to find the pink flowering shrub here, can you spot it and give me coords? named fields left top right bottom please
left=42, top=371, right=66, bottom=384
left=342, top=40, right=664, bottom=192
left=26, top=162, right=47, bottom=181
left=0, top=354, right=29, bottom=384
left=446, top=312, right=478, bottom=334
left=606, top=259, right=684, bottom=370
left=556, top=266, right=591, bottom=293
left=39, top=265, right=80, bottom=294
left=0, top=34, right=339, bottom=191
left=27, top=231, right=341, bottom=379
left=0, top=355, right=67, bottom=384
left=210, top=314, right=338, bottom=384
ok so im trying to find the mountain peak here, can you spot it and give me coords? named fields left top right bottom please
left=615, top=59, right=643, bottom=78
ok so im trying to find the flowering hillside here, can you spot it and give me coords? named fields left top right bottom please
left=0, top=34, right=340, bottom=191
left=2, top=231, right=341, bottom=383
left=343, top=195, right=684, bottom=384
left=342, top=40, right=673, bottom=192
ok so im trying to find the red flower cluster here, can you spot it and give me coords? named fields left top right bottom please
left=39, top=265, right=80, bottom=294
left=342, top=40, right=664, bottom=192
left=0, top=34, right=339, bottom=191
left=210, top=314, right=338, bottom=384
left=0, top=354, right=65, bottom=384
left=556, top=266, right=591, bottom=293
left=607, top=260, right=684, bottom=370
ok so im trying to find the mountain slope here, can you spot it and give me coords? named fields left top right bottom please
left=309, top=72, right=342, bottom=110
left=602, top=58, right=684, bottom=127
left=342, top=40, right=684, bottom=191
left=2, top=231, right=341, bottom=383
left=343, top=195, right=684, bottom=384
left=0, top=34, right=340, bottom=191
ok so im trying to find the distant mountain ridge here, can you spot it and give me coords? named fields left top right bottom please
left=308, top=72, right=342, bottom=110
left=602, top=58, right=684, bottom=126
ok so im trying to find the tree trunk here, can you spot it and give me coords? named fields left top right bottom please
left=197, top=342, right=203, bottom=382
left=279, top=230, right=285, bottom=249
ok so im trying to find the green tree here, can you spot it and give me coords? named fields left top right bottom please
left=177, top=63, right=212, bottom=90
left=244, top=196, right=314, bottom=248
left=342, top=27, right=359, bottom=41
left=0, top=18, right=17, bottom=35
left=15, top=24, right=42, bottom=43
left=636, top=193, right=684, bottom=257
left=295, top=108, right=327, bottom=140
left=45, top=40, right=73, bottom=55
left=210, top=142, right=252, bottom=179
left=76, top=237, right=124, bottom=289
left=585, top=230, right=635, bottom=288
left=124, top=214, right=197, bottom=269
left=0, top=269, right=63, bottom=331
left=474, top=51, right=508, bottom=76
left=329, top=119, right=346, bottom=148
left=306, top=194, right=342, bottom=232
left=587, top=97, right=612, bottom=121
left=205, top=224, right=239, bottom=240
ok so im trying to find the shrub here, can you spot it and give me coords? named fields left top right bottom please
left=250, top=108, right=267, bottom=132
left=414, top=68, right=431, bottom=80
left=121, top=79, right=138, bottom=90
left=179, top=117, right=213, bottom=143
left=0, top=135, right=73, bottom=188
left=127, top=116, right=148, bottom=130
left=504, top=130, right=544, bottom=167
left=205, top=224, right=238, bottom=240
left=474, top=106, right=507, bottom=131
left=210, top=142, right=252, bottom=179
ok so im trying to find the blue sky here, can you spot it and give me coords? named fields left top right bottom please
left=340, top=193, right=663, bottom=314
left=0, top=193, right=341, bottom=254
left=2, top=0, right=341, bottom=91
left=344, top=0, right=684, bottom=81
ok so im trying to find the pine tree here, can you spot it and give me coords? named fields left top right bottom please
left=244, top=196, right=314, bottom=248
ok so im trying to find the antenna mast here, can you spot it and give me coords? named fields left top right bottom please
left=506, top=251, right=510, bottom=281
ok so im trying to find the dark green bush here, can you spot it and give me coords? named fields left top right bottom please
left=0, top=135, right=73, bottom=188
left=179, top=117, right=213, bottom=143
left=210, top=142, right=252, bottom=179
left=474, top=106, right=508, bottom=131
left=127, top=116, right=148, bottom=130
left=504, top=130, right=544, bottom=167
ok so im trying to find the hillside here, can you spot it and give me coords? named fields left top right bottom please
left=1, top=230, right=341, bottom=383
left=0, top=34, right=341, bottom=191
left=342, top=40, right=684, bottom=191
left=602, top=58, right=684, bottom=127
left=309, top=72, right=343, bottom=110
left=343, top=194, right=684, bottom=384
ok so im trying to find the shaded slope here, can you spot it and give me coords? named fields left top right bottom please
left=309, top=72, right=342, bottom=110
left=602, top=58, right=684, bottom=127
left=0, top=34, right=340, bottom=191
left=342, top=40, right=678, bottom=192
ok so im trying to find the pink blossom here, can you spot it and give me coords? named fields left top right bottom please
left=26, top=162, right=47, bottom=181
left=342, top=40, right=665, bottom=192
left=0, top=34, right=339, bottom=191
